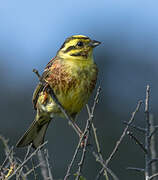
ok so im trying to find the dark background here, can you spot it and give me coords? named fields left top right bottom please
left=1, top=1, right=158, bottom=179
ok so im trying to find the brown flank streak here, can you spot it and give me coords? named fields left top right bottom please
left=46, top=61, right=77, bottom=94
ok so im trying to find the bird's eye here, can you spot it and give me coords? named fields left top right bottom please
left=77, top=41, right=84, bottom=47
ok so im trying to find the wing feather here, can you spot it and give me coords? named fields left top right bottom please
left=32, top=57, right=56, bottom=109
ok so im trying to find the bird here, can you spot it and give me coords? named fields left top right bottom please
left=16, top=35, right=101, bottom=149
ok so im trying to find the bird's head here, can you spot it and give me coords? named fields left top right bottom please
left=57, top=35, right=101, bottom=61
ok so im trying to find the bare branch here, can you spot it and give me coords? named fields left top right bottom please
left=96, top=100, right=142, bottom=179
left=91, top=122, right=109, bottom=180
left=149, top=173, right=158, bottom=180
left=0, top=146, right=13, bottom=173
left=17, top=143, right=32, bottom=178
left=144, top=85, right=150, bottom=180
left=127, top=131, right=147, bottom=154
left=44, top=149, right=54, bottom=180
left=92, top=151, right=119, bottom=180
left=64, top=86, right=101, bottom=180
left=24, top=163, right=42, bottom=177
left=0, top=135, right=14, bottom=164
left=150, top=114, right=157, bottom=176
left=37, top=150, right=49, bottom=180
left=7, top=141, right=47, bottom=179
left=149, top=128, right=158, bottom=140
left=31, top=157, right=38, bottom=180
left=123, top=121, right=146, bottom=133
left=75, top=121, right=91, bottom=180
left=126, top=167, right=144, bottom=172
left=149, top=158, right=158, bottom=165
left=106, top=100, right=142, bottom=165
left=75, top=87, right=101, bottom=180
left=64, top=134, right=84, bottom=180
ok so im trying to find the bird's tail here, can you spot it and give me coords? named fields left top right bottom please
left=16, top=114, right=51, bottom=149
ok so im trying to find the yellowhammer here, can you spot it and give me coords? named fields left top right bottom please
left=16, top=35, right=101, bottom=149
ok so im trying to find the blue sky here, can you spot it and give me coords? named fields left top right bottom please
left=1, top=0, right=158, bottom=89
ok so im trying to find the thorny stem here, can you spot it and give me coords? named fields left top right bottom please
left=123, top=121, right=146, bottom=133
left=126, top=167, right=145, bottom=172
left=63, top=132, right=86, bottom=180
left=31, top=157, right=37, bottom=180
left=96, top=100, right=142, bottom=179
left=75, top=119, right=91, bottom=180
left=150, top=115, right=157, bottom=176
left=44, top=149, right=54, bottom=180
left=86, top=90, right=118, bottom=180
left=24, top=163, right=42, bottom=177
left=37, top=150, right=49, bottom=180
left=127, top=131, right=147, bottom=154
left=126, top=86, right=155, bottom=180
left=92, top=123, right=101, bottom=154
left=64, top=86, right=101, bottom=180
left=149, top=127, right=158, bottom=140
left=7, top=142, right=48, bottom=180
left=92, top=151, right=119, bottom=180
left=0, top=135, right=14, bottom=165
left=106, top=100, right=142, bottom=165
left=145, top=85, right=150, bottom=180
left=0, top=146, right=13, bottom=173
left=91, top=122, right=109, bottom=180
left=149, top=173, right=158, bottom=180
left=76, top=88, right=101, bottom=180
left=17, top=144, right=32, bottom=179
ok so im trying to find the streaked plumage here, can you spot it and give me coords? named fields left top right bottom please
left=16, top=35, right=100, bottom=149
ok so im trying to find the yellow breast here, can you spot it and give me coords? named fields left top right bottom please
left=37, top=59, right=98, bottom=118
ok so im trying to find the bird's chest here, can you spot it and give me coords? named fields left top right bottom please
left=49, top=62, right=98, bottom=114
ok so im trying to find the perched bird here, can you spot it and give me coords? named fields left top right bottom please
left=16, top=35, right=100, bottom=149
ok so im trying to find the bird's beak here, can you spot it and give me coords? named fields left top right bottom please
left=89, top=40, right=101, bottom=47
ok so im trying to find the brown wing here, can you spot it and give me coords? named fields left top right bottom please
left=32, top=57, right=56, bottom=109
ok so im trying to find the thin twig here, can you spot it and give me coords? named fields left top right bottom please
left=75, top=87, right=101, bottom=180
left=91, top=122, right=109, bottom=180
left=64, top=133, right=86, bottom=180
left=0, top=146, right=13, bottom=173
left=92, top=151, right=119, bottom=180
left=0, top=135, right=14, bottom=164
left=127, top=131, right=147, bottom=154
left=31, top=157, right=37, bottom=180
left=149, top=173, right=158, bottom=180
left=24, top=163, right=42, bottom=177
left=149, top=128, right=158, bottom=140
left=106, top=100, right=142, bottom=165
left=44, top=149, right=54, bottom=180
left=92, top=123, right=101, bottom=154
left=149, top=159, right=158, bottom=165
left=96, top=100, right=142, bottom=179
left=75, top=119, right=91, bottom=180
left=37, top=150, right=48, bottom=180
left=123, top=121, right=146, bottom=133
left=126, top=167, right=145, bottom=172
left=17, top=144, right=32, bottom=178
left=7, top=141, right=47, bottom=179
left=64, top=86, right=101, bottom=180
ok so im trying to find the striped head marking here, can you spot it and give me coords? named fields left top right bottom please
left=57, top=35, right=101, bottom=60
